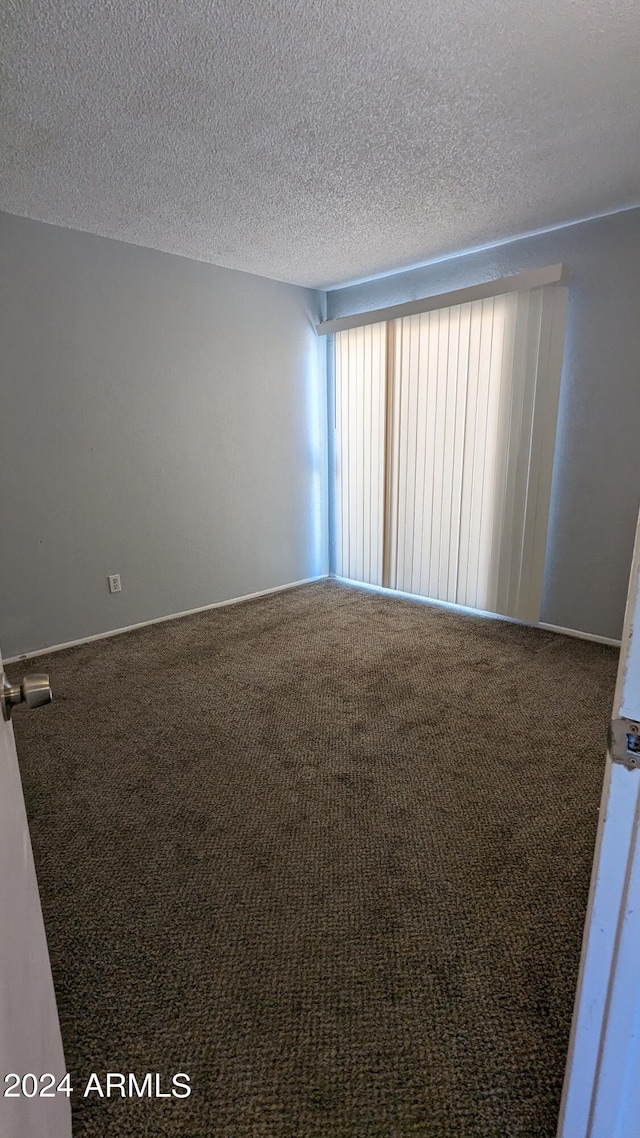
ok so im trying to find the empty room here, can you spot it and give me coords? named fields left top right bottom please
left=2, top=2, right=640, bottom=1136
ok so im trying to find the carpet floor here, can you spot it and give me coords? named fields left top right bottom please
left=13, top=580, right=618, bottom=1137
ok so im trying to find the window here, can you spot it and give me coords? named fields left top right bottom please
left=332, top=273, right=567, bottom=621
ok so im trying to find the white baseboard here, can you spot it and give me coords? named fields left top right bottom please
left=538, top=623, right=621, bottom=647
left=333, top=576, right=621, bottom=647
left=7, top=576, right=618, bottom=662
left=4, top=576, right=328, bottom=662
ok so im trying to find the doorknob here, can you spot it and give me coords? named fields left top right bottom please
left=1, top=673, right=52, bottom=721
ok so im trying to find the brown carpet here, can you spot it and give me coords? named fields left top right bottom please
left=13, top=580, right=618, bottom=1137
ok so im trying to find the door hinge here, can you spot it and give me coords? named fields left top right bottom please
left=609, top=717, right=640, bottom=770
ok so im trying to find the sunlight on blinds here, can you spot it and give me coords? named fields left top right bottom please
left=335, top=322, right=387, bottom=584
left=389, top=296, right=512, bottom=610
left=334, top=284, right=567, bottom=621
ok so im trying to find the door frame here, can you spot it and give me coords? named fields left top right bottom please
left=558, top=507, right=640, bottom=1136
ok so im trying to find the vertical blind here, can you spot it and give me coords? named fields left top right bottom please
left=335, top=322, right=387, bottom=586
left=334, top=282, right=567, bottom=621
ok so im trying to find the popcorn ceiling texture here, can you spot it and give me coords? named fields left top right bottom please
left=2, top=0, right=639, bottom=289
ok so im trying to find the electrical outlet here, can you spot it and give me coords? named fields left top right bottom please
left=108, top=574, right=122, bottom=594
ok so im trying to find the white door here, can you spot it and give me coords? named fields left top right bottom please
left=558, top=507, right=640, bottom=1137
left=0, top=649, right=71, bottom=1138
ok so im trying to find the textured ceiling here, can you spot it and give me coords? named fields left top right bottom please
left=2, top=1, right=639, bottom=289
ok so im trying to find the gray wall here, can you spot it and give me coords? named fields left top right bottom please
left=326, top=209, right=640, bottom=641
left=0, top=214, right=328, bottom=657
